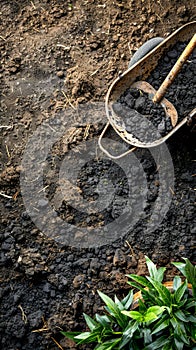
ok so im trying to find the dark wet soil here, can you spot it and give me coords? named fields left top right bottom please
left=0, top=1, right=196, bottom=350
left=113, top=88, right=170, bottom=142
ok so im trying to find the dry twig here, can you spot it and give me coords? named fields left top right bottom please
left=51, top=337, right=64, bottom=350
left=0, top=192, right=12, bottom=199
left=18, top=305, right=28, bottom=324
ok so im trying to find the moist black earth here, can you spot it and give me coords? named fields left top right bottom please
left=1, top=124, right=196, bottom=350
left=113, top=88, right=172, bottom=142
left=0, top=1, right=196, bottom=350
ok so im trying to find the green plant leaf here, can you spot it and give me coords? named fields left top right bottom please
left=143, top=335, right=170, bottom=349
left=147, top=306, right=165, bottom=315
left=95, top=314, right=111, bottom=328
left=127, top=274, right=152, bottom=289
left=170, top=316, right=181, bottom=331
left=174, top=310, right=189, bottom=323
left=75, top=331, right=92, bottom=340
left=156, top=267, right=167, bottom=283
left=143, top=290, right=163, bottom=306
left=83, top=313, right=99, bottom=331
left=184, top=299, right=196, bottom=309
left=173, top=321, right=190, bottom=345
left=145, top=256, right=166, bottom=282
left=122, top=290, right=134, bottom=310
left=142, top=327, right=152, bottom=345
left=174, top=280, right=188, bottom=303
left=60, top=331, right=81, bottom=341
left=143, top=312, right=159, bottom=323
left=190, top=322, right=196, bottom=341
left=171, top=317, right=190, bottom=345
left=119, top=321, right=139, bottom=349
left=127, top=281, right=162, bottom=306
left=127, top=281, right=148, bottom=295
left=151, top=318, right=170, bottom=335
left=174, top=323, right=190, bottom=345
left=183, top=258, right=196, bottom=286
left=138, top=298, right=147, bottom=313
left=114, top=295, right=124, bottom=311
left=174, top=337, right=184, bottom=350
left=122, top=310, right=143, bottom=321
left=187, top=314, right=196, bottom=323
left=173, top=276, right=182, bottom=291
left=172, top=262, right=186, bottom=273
left=143, top=306, right=165, bottom=323
left=123, top=306, right=165, bottom=324
left=74, top=331, right=101, bottom=344
left=162, top=342, right=173, bottom=350
left=173, top=259, right=196, bottom=289
left=98, top=291, right=115, bottom=310
left=146, top=277, right=171, bottom=305
left=175, top=298, right=187, bottom=308
left=98, top=291, right=127, bottom=328
left=145, top=256, right=158, bottom=278
left=95, top=338, right=121, bottom=350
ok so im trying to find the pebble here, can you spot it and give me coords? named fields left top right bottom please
left=73, top=258, right=89, bottom=269
left=134, top=96, right=146, bottom=111
left=124, top=93, right=135, bottom=108
left=167, top=49, right=178, bottom=58
left=43, top=283, right=52, bottom=293
left=113, top=249, right=126, bottom=266
left=56, top=70, right=64, bottom=78
left=28, top=310, right=43, bottom=328
left=73, top=274, right=84, bottom=288
left=90, top=258, right=100, bottom=271
left=158, top=120, right=165, bottom=132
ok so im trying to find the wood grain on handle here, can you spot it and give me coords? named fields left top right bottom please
left=153, top=34, right=196, bottom=104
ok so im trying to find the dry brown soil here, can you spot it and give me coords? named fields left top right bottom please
left=0, top=1, right=196, bottom=349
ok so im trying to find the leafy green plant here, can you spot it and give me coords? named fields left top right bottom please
left=126, top=257, right=196, bottom=350
left=172, top=258, right=196, bottom=299
left=62, top=256, right=196, bottom=349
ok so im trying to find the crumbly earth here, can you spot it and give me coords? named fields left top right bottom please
left=114, top=88, right=170, bottom=142
left=0, top=1, right=196, bottom=349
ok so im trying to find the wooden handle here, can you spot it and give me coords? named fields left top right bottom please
left=153, top=34, right=196, bottom=104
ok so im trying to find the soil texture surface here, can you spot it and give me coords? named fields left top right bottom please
left=0, top=1, right=196, bottom=349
